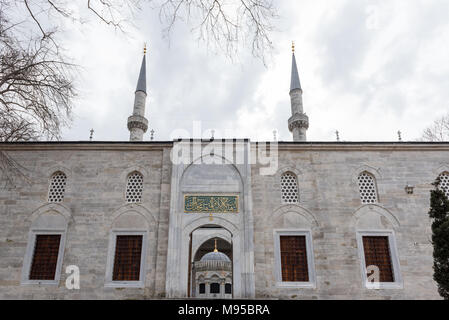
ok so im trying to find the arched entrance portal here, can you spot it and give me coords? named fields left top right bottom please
left=165, top=142, right=255, bottom=299
left=189, top=227, right=233, bottom=298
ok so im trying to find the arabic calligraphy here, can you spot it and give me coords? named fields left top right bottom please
left=184, top=195, right=239, bottom=213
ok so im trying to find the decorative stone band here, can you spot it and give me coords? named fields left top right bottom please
left=127, top=115, right=149, bottom=132
left=193, top=261, right=232, bottom=272
left=288, top=113, right=309, bottom=131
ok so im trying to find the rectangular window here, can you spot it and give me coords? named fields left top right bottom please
left=356, top=231, right=403, bottom=289
left=199, top=283, right=206, bottom=294
left=225, top=283, right=232, bottom=294
left=280, top=236, right=309, bottom=282
left=29, top=235, right=61, bottom=280
left=274, top=230, right=316, bottom=288
left=362, top=236, right=394, bottom=282
left=112, top=235, right=143, bottom=281
left=210, top=283, right=220, bottom=294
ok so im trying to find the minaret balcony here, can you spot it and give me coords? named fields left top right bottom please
left=127, top=115, right=148, bottom=132
left=288, top=113, right=309, bottom=131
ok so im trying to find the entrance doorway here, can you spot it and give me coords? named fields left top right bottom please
left=188, top=225, right=233, bottom=298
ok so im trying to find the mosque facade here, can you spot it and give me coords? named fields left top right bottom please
left=0, top=47, right=445, bottom=300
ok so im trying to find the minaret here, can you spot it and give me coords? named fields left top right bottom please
left=288, top=42, right=309, bottom=142
left=128, top=45, right=149, bottom=141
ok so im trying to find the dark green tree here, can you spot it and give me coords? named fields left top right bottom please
left=428, top=177, right=449, bottom=299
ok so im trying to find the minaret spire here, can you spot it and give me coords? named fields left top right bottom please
left=128, top=44, right=149, bottom=141
left=290, top=42, right=301, bottom=92
left=288, top=42, right=309, bottom=142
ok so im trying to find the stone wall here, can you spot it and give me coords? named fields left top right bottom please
left=0, top=142, right=446, bottom=299
left=0, top=143, right=172, bottom=299
left=251, top=143, right=444, bottom=300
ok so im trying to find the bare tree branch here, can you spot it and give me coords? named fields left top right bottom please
left=153, top=0, right=276, bottom=63
left=0, top=0, right=277, bottom=189
left=420, top=114, right=449, bottom=142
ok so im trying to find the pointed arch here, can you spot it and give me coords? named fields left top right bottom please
left=120, top=165, right=149, bottom=181
left=351, top=204, right=400, bottom=230
left=271, top=204, right=319, bottom=229
left=182, top=216, right=239, bottom=238
left=352, top=164, right=382, bottom=183
left=110, top=203, right=156, bottom=228
left=192, top=234, right=232, bottom=262
left=28, top=203, right=72, bottom=224
left=46, top=165, right=72, bottom=180
left=180, top=153, right=244, bottom=188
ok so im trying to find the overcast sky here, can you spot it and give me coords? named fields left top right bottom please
left=59, top=0, right=449, bottom=142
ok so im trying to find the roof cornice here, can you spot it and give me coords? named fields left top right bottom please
left=2, top=141, right=449, bottom=152
left=0, top=141, right=173, bottom=151
left=271, top=141, right=449, bottom=151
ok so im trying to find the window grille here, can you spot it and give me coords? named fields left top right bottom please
left=362, top=236, right=394, bottom=282
left=112, top=235, right=143, bottom=281
left=438, top=172, right=449, bottom=198
left=48, top=172, right=67, bottom=203
left=29, top=235, right=61, bottom=280
left=126, top=172, right=143, bottom=203
left=357, top=172, right=378, bottom=204
left=210, top=283, right=220, bottom=294
left=281, top=172, right=299, bottom=204
left=280, top=236, right=309, bottom=282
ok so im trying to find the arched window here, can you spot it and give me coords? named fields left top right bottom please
left=281, top=172, right=299, bottom=204
left=125, top=172, right=143, bottom=203
left=438, top=172, right=449, bottom=198
left=48, top=172, right=67, bottom=203
left=357, top=172, right=378, bottom=204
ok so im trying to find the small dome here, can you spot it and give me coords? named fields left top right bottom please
left=200, top=251, right=231, bottom=262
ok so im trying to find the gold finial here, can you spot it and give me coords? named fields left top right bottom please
left=292, top=41, right=295, bottom=53
left=144, top=43, right=147, bottom=55
left=214, top=239, right=218, bottom=253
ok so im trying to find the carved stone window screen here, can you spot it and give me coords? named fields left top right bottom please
left=126, top=172, right=143, bottom=203
left=438, top=172, right=449, bottom=198
left=48, top=172, right=67, bottom=203
left=281, top=172, right=299, bottom=204
left=358, top=172, right=378, bottom=204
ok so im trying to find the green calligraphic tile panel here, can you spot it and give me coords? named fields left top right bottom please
left=184, top=195, right=239, bottom=213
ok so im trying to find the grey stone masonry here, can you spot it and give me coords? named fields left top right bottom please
left=0, top=141, right=446, bottom=299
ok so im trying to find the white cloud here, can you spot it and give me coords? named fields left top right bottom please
left=59, top=0, right=449, bottom=142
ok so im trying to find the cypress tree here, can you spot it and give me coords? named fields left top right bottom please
left=428, top=177, right=449, bottom=299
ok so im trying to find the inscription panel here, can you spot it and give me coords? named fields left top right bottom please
left=184, top=195, right=239, bottom=213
